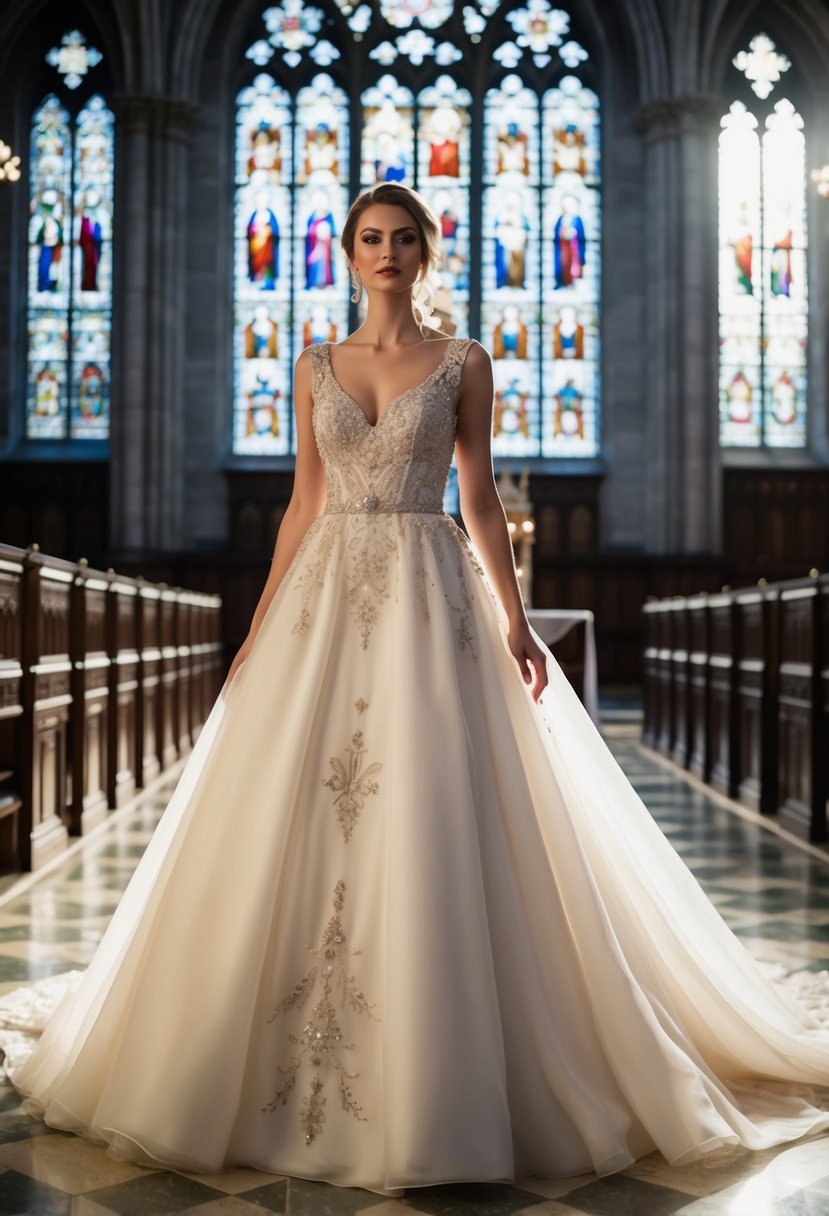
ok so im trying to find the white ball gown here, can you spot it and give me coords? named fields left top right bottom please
left=1, top=335, right=829, bottom=1200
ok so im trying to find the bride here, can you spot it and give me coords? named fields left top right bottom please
left=1, top=182, right=828, bottom=1199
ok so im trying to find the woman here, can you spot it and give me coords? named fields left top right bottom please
left=2, top=182, right=829, bottom=1199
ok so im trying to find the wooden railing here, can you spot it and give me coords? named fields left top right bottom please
left=0, top=544, right=223, bottom=874
left=643, top=572, right=828, bottom=842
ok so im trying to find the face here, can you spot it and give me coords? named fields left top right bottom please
left=348, top=203, right=425, bottom=295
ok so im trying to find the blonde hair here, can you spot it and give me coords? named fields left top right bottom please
left=340, top=183, right=443, bottom=330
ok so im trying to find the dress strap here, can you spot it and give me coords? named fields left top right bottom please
left=438, top=336, right=475, bottom=394
left=306, top=341, right=329, bottom=400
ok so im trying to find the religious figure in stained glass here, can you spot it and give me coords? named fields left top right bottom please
left=553, top=122, right=586, bottom=177
left=302, top=305, right=338, bottom=346
left=248, top=123, right=282, bottom=180
left=725, top=197, right=754, bottom=295
left=78, top=190, right=103, bottom=291
left=32, top=190, right=65, bottom=293
left=305, top=196, right=337, bottom=288
left=497, top=121, right=529, bottom=176
left=494, top=377, right=530, bottom=438
left=770, top=220, right=793, bottom=297
left=35, top=366, right=61, bottom=419
left=494, top=197, right=530, bottom=288
left=374, top=132, right=407, bottom=181
left=362, top=88, right=414, bottom=186
left=245, top=305, right=279, bottom=358
left=725, top=371, right=753, bottom=426
left=246, top=374, right=281, bottom=438
left=304, top=121, right=339, bottom=177
left=247, top=194, right=280, bottom=287
left=553, top=378, right=584, bottom=439
left=553, top=195, right=585, bottom=288
left=424, top=102, right=461, bottom=177
left=492, top=305, right=528, bottom=358
left=553, top=305, right=584, bottom=358
left=771, top=369, right=796, bottom=426
left=78, top=363, right=104, bottom=419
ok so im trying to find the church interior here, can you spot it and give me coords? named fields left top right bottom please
left=0, top=0, right=829, bottom=1211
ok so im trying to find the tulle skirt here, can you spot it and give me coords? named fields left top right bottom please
left=2, top=510, right=829, bottom=1197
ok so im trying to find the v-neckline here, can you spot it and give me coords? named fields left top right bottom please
left=325, top=339, right=455, bottom=431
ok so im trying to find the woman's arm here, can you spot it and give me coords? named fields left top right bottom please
left=224, top=347, right=326, bottom=687
left=454, top=341, right=548, bottom=702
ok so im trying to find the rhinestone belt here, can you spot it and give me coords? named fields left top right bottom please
left=322, top=495, right=445, bottom=516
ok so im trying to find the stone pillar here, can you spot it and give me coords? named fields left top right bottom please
left=636, top=96, right=724, bottom=554
left=109, top=94, right=197, bottom=554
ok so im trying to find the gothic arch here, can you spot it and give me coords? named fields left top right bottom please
left=0, top=0, right=129, bottom=93
left=701, top=0, right=829, bottom=95
left=168, top=0, right=668, bottom=112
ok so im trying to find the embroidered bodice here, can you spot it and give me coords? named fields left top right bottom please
left=308, top=337, right=474, bottom=515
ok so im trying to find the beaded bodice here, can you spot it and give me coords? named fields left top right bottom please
left=308, top=337, right=474, bottom=515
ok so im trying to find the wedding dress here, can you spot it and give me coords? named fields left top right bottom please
left=2, top=335, right=829, bottom=1199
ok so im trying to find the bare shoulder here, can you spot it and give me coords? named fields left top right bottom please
left=459, top=338, right=492, bottom=377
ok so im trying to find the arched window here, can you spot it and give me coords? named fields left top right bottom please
left=233, top=69, right=350, bottom=455
left=718, top=33, right=807, bottom=449
left=232, top=1, right=601, bottom=460
left=27, top=31, right=113, bottom=441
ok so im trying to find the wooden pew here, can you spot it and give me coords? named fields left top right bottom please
left=189, top=593, right=207, bottom=742
left=69, top=560, right=110, bottom=834
left=707, top=591, right=738, bottom=798
left=655, top=602, right=676, bottom=757
left=642, top=599, right=660, bottom=748
left=175, top=591, right=192, bottom=753
left=670, top=598, right=691, bottom=768
left=0, top=546, right=24, bottom=872
left=777, top=575, right=823, bottom=841
left=106, top=574, right=139, bottom=808
left=687, top=593, right=710, bottom=781
left=136, top=580, right=162, bottom=787
left=158, top=588, right=179, bottom=768
left=20, top=548, right=73, bottom=869
left=734, top=583, right=779, bottom=814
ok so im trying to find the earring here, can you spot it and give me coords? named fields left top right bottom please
left=350, top=269, right=362, bottom=303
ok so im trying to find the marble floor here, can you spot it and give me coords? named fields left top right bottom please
left=0, top=720, right=828, bottom=1214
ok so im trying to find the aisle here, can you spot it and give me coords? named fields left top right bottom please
left=0, top=724, right=828, bottom=1215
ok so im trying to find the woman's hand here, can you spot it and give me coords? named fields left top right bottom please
left=223, top=636, right=253, bottom=692
left=507, top=619, right=548, bottom=703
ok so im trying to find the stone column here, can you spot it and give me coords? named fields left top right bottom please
left=636, top=96, right=724, bottom=554
left=109, top=94, right=197, bottom=554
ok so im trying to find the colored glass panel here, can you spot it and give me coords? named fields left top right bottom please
left=541, top=74, right=600, bottom=457
left=27, top=95, right=72, bottom=439
left=70, top=94, right=113, bottom=439
left=482, top=75, right=540, bottom=458
left=762, top=99, right=807, bottom=447
left=718, top=91, right=807, bottom=449
left=233, top=74, right=293, bottom=455
left=417, top=75, right=471, bottom=337
left=361, top=75, right=415, bottom=187
left=294, top=74, right=350, bottom=367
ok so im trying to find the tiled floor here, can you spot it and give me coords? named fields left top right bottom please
left=0, top=719, right=828, bottom=1214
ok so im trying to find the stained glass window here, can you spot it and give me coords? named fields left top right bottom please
left=417, top=76, right=471, bottom=336
left=27, top=32, right=112, bottom=442
left=481, top=71, right=601, bottom=458
left=234, top=1, right=601, bottom=461
left=232, top=71, right=349, bottom=456
left=482, top=75, right=539, bottom=455
left=719, top=35, right=807, bottom=449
